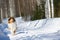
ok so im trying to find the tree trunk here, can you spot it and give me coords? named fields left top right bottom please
left=9, top=0, right=16, bottom=17
left=51, top=0, right=54, bottom=18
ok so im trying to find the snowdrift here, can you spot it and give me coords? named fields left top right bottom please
left=0, top=17, right=60, bottom=40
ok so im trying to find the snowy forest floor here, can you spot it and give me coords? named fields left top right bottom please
left=0, top=17, right=60, bottom=40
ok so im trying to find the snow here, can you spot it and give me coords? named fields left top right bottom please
left=0, top=17, right=60, bottom=40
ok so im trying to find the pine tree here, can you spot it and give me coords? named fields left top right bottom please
left=31, top=1, right=45, bottom=20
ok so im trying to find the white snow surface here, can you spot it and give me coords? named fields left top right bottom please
left=1, top=17, right=60, bottom=40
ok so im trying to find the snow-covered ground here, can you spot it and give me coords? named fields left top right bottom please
left=0, top=17, right=60, bottom=40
